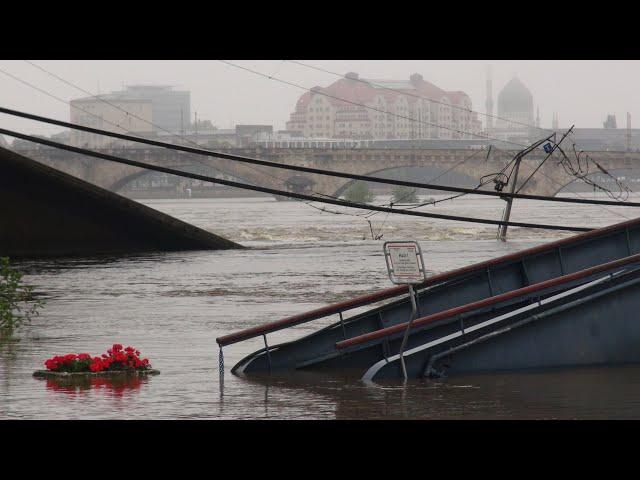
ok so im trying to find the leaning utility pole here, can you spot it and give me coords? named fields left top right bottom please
left=497, top=129, right=572, bottom=241
left=497, top=153, right=523, bottom=241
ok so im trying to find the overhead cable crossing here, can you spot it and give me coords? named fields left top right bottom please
left=223, top=60, right=636, bottom=202
left=0, top=127, right=591, bottom=233
left=217, top=60, right=529, bottom=149
left=1, top=106, right=638, bottom=208
left=287, top=60, right=556, bottom=135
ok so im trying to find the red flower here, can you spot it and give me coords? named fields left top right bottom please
left=63, top=353, right=77, bottom=365
left=42, top=344, right=152, bottom=373
left=44, top=358, right=60, bottom=371
left=90, top=357, right=104, bottom=372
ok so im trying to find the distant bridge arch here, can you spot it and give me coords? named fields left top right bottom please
left=17, top=146, right=640, bottom=201
left=331, top=164, right=481, bottom=198
left=109, top=162, right=259, bottom=193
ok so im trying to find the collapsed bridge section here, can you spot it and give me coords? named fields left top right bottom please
left=0, top=146, right=242, bottom=258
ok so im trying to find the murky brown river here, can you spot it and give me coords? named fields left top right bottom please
left=3, top=194, right=640, bottom=419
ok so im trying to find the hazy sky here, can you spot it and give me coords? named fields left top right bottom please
left=1, top=60, right=639, bottom=137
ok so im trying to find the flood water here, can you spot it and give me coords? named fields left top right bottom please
left=3, top=193, right=640, bottom=419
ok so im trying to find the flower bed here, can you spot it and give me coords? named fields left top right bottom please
left=34, top=344, right=159, bottom=378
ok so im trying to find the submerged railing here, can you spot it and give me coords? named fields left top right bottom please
left=336, top=252, right=640, bottom=351
left=215, top=216, right=640, bottom=351
left=215, top=285, right=409, bottom=347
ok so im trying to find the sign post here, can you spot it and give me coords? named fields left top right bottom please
left=383, top=241, right=426, bottom=380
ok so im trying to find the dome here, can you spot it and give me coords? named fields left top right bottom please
left=497, top=76, right=533, bottom=115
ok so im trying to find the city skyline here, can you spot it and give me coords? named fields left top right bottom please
left=0, top=60, right=638, bottom=138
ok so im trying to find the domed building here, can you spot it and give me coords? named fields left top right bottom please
left=496, top=76, right=534, bottom=129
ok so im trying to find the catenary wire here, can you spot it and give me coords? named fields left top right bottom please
left=1, top=104, right=637, bottom=209
left=0, top=126, right=593, bottom=233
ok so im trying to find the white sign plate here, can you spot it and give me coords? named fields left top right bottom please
left=383, top=241, right=426, bottom=285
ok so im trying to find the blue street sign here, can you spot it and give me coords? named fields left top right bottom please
left=543, top=143, right=553, bottom=153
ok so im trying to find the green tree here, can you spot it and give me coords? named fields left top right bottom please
left=392, top=185, right=418, bottom=204
left=0, top=257, right=44, bottom=338
left=344, top=181, right=375, bottom=203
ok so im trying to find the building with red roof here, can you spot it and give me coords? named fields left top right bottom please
left=286, top=72, right=481, bottom=140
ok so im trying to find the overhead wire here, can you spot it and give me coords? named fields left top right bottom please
left=0, top=126, right=593, bottom=233
left=2, top=104, right=637, bottom=208
left=15, top=60, right=457, bottom=223
left=559, top=142, right=632, bottom=201
left=8, top=63, right=634, bottom=211
left=19, top=61, right=308, bottom=189
left=13, top=60, right=495, bottom=227
left=288, top=60, right=635, bottom=193
left=515, top=127, right=573, bottom=194
left=287, top=60, right=557, bottom=135
left=535, top=169, right=631, bottom=220
left=3, top=63, right=637, bottom=233
left=253, top=60, right=638, bottom=208
left=16, top=60, right=633, bottom=206
left=218, top=60, right=531, bottom=149
left=219, top=60, right=639, bottom=225
left=10, top=62, right=358, bottom=212
left=0, top=64, right=245, bottom=185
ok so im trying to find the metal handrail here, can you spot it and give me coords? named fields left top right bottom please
left=216, top=285, right=409, bottom=347
left=336, top=253, right=640, bottom=351
left=364, top=269, right=640, bottom=381
left=216, top=216, right=640, bottom=348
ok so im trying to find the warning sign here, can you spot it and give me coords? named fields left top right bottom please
left=383, top=241, right=426, bottom=285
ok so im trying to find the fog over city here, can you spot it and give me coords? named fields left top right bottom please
left=0, top=60, right=639, bottom=137
left=7, top=58, right=640, bottom=420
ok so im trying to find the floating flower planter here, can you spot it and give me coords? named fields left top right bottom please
left=33, top=344, right=160, bottom=378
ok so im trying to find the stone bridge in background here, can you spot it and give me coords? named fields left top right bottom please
left=17, top=146, right=640, bottom=198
